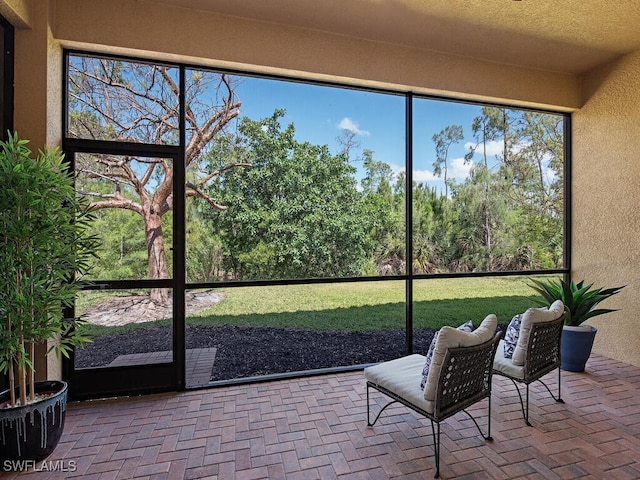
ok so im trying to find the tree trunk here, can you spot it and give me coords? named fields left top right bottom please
left=144, top=210, right=169, bottom=305
left=484, top=202, right=492, bottom=266
left=8, top=360, right=15, bottom=406
left=444, top=166, right=448, bottom=199
left=18, top=348, right=27, bottom=406
left=29, top=341, right=35, bottom=402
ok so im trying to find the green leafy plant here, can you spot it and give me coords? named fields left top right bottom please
left=0, top=133, right=99, bottom=408
left=529, top=278, right=625, bottom=327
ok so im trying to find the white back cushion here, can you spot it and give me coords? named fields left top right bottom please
left=512, top=300, right=564, bottom=366
left=422, top=314, right=497, bottom=411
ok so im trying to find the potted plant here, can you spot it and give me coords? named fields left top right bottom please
left=529, top=278, right=625, bottom=372
left=0, top=133, right=98, bottom=462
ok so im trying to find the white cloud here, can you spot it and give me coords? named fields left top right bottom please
left=389, top=163, right=405, bottom=177
left=413, top=169, right=439, bottom=182
left=384, top=158, right=473, bottom=184
left=464, top=140, right=504, bottom=157
left=388, top=164, right=438, bottom=182
left=338, top=117, right=370, bottom=136
left=449, top=157, right=474, bottom=179
left=543, top=161, right=557, bottom=184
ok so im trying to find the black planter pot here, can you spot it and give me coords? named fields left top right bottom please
left=561, top=325, right=597, bottom=372
left=0, top=380, right=68, bottom=463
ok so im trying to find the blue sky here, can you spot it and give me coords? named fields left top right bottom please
left=232, top=75, right=490, bottom=194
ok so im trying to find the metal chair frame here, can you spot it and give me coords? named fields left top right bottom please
left=493, top=314, right=565, bottom=426
left=366, top=331, right=502, bottom=478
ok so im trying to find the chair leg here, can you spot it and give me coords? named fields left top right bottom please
left=525, top=383, right=531, bottom=427
left=460, top=405, right=493, bottom=441
left=430, top=420, right=440, bottom=478
left=505, top=377, right=532, bottom=426
left=537, top=369, right=565, bottom=405
left=487, top=394, right=492, bottom=440
left=507, top=372, right=565, bottom=427
left=557, top=367, right=564, bottom=404
left=366, top=383, right=371, bottom=426
left=366, top=383, right=398, bottom=427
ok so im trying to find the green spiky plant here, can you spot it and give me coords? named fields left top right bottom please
left=529, top=278, right=625, bottom=327
left=0, top=133, right=98, bottom=408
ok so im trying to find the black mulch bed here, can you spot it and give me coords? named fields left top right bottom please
left=74, top=325, right=444, bottom=381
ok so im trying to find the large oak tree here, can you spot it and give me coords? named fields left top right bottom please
left=68, top=57, right=249, bottom=303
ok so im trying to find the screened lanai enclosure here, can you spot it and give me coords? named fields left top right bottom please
left=64, top=51, right=568, bottom=400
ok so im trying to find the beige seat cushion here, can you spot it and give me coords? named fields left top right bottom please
left=493, top=339, right=525, bottom=379
left=512, top=300, right=564, bottom=366
left=422, top=314, right=497, bottom=412
left=364, top=354, right=431, bottom=412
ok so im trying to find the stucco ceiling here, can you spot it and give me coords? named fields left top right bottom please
left=152, top=0, right=640, bottom=75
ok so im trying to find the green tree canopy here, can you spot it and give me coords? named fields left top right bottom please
left=207, top=110, right=370, bottom=280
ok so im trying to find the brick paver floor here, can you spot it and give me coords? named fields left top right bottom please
left=4, top=353, right=640, bottom=479
left=107, top=348, right=218, bottom=387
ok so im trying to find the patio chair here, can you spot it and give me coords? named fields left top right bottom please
left=492, top=300, right=565, bottom=426
left=364, top=314, right=501, bottom=478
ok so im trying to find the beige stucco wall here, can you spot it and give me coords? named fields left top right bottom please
left=55, top=0, right=581, bottom=111
left=0, top=0, right=31, bottom=28
left=3, top=0, right=639, bottom=374
left=572, top=52, right=640, bottom=367
left=5, top=0, right=64, bottom=380
left=9, top=0, right=61, bottom=151
left=7, top=0, right=582, bottom=150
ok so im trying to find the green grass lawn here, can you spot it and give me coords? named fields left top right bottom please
left=80, top=275, right=559, bottom=336
left=188, top=275, right=553, bottom=330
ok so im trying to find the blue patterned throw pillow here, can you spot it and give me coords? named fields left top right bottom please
left=503, top=314, right=522, bottom=359
left=420, top=320, right=474, bottom=389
